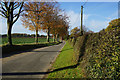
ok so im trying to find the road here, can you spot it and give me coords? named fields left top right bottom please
left=1, top=42, right=65, bottom=80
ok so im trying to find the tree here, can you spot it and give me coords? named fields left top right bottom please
left=49, top=8, right=61, bottom=42
left=70, top=27, right=80, bottom=38
left=70, top=25, right=90, bottom=38
left=41, top=2, right=59, bottom=42
left=50, top=12, right=69, bottom=42
left=58, top=15, right=69, bottom=42
left=0, top=1, right=24, bottom=45
left=21, top=2, right=44, bottom=43
left=105, top=18, right=120, bottom=31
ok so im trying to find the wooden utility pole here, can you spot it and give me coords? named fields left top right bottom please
left=80, top=6, right=83, bottom=36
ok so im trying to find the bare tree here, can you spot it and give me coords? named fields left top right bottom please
left=0, top=1, right=24, bottom=45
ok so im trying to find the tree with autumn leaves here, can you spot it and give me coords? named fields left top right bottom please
left=21, top=2, right=45, bottom=43
left=22, top=2, right=69, bottom=43
left=51, top=13, right=69, bottom=42
left=41, top=3, right=69, bottom=42
left=41, top=2, right=58, bottom=42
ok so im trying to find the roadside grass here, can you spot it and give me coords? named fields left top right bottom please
left=47, top=41, right=83, bottom=78
left=1, top=37, right=53, bottom=45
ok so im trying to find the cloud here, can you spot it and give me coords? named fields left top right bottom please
left=85, top=11, right=118, bottom=32
left=64, top=4, right=118, bottom=33
left=88, top=20, right=109, bottom=32
left=67, top=10, right=80, bottom=26
left=106, top=10, right=118, bottom=21
left=66, top=10, right=90, bottom=30
left=93, top=10, right=118, bottom=32
left=84, top=14, right=90, bottom=20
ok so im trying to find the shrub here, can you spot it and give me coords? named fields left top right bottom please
left=72, top=28, right=120, bottom=78
left=105, top=18, right=120, bottom=31
left=86, top=28, right=119, bottom=78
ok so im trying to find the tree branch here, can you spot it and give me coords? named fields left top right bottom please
left=2, top=6, right=7, bottom=12
left=12, top=2, right=24, bottom=24
left=4, top=2, right=9, bottom=10
left=0, top=13, right=6, bottom=18
left=31, top=20, right=36, bottom=28
left=0, top=2, right=5, bottom=7
left=0, top=9, right=7, bottom=17
left=13, top=3, right=22, bottom=10
left=0, top=2, right=7, bottom=12
left=13, top=10, right=24, bottom=18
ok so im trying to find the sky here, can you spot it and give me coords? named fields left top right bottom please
left=60, top=2, right=118, bottom=32
left=0, top=1, right=119, bottom=35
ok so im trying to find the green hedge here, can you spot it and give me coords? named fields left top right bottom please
left=72, top=28, right=120, bottom=78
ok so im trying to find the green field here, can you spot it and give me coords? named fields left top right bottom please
left=1, top=37, right=53, bottom=45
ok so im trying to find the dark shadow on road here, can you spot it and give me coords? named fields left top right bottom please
left=31, top=51, right=60, bottom=53
left=2, top=63, right=79, bottom=76
left=2, top=42, right=62, bottom=58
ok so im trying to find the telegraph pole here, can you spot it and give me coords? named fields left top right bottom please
left=80, top=6, right=83, bottom=36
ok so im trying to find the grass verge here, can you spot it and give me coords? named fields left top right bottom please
left=47, top=41, right=84, bottom=78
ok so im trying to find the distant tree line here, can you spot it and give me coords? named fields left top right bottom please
left=1, top=33, right=52, bottom=38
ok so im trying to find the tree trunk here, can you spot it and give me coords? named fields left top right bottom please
left=35, top=28, right=38, bottom=44
left=61, top=36, right=63, bottom=42
left=7, top=21, right=12, bottom=46
left=53, top=34, right=55, bottom=42
left=56, top=34, right=59, bottom=42
left=7, top=3, right=14, bottom=46
left=47, top=27, right=50, bottom=42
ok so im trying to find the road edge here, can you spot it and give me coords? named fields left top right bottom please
left=42, top=41, right=66, bottom=79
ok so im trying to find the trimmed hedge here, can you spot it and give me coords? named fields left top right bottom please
left=72, top=28, right=120, bottom=79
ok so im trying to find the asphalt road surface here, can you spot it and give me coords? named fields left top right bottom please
left=1, top=42, right=65, bottom=80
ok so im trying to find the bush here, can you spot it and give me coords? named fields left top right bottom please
left=86, top=28, right=119, bottom=79
left=105, top=18, right=120, bottom=32
left=71, top=28, right=120, bottom=78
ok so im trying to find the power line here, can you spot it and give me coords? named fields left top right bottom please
left=69, top=11, right=80, bottom=32
left=73, top=11, right=80, bottom=26
left=70, top=0, right=88, bottom=32
left=82, top=0, right=88, bottom=6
